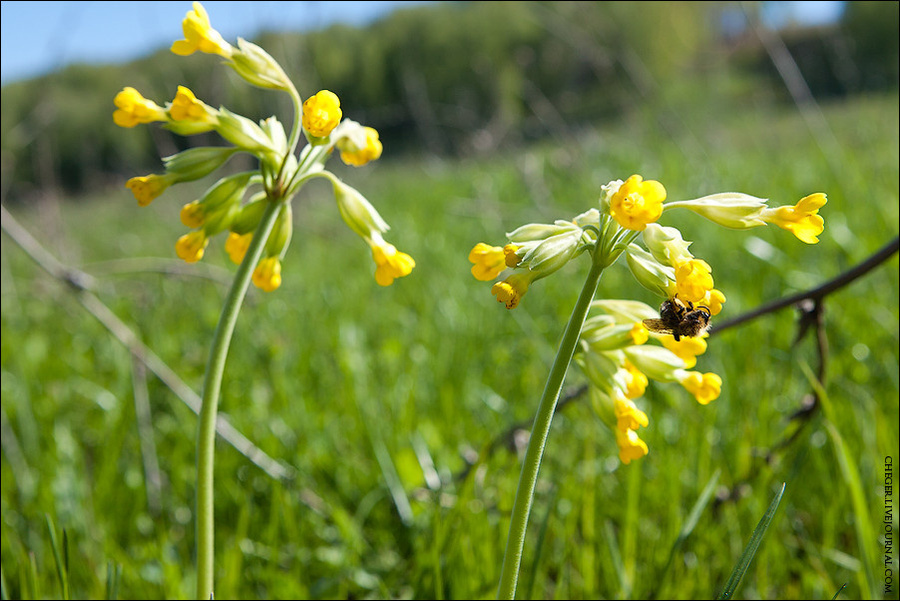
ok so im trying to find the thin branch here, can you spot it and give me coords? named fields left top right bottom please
left=711, top=236, right=899, bottom=335
left=1, top=203, right=296, bottom=482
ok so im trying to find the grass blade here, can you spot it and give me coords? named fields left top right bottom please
left=105, top=561, right=121, bottom=600
left=45, top=515, right=69, bottom=600
left=716, top=482, right=786, bottom=599
left=650, top=469, right=721, bottom=599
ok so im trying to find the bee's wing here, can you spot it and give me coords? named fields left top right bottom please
left=642, top=318, right=674, bottom=334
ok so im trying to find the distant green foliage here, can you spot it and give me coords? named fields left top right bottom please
left=4, top=1, right=896, bottom=201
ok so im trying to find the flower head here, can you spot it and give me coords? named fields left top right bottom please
left=760, top=193, right=827, bottom=244
left=180, top=201, right=205, bottom=228
left=370, top=237, right=416, bottom=286
left=302, top=90, right=342, bottom=138
left=252, top=256, right=282, bottom=292
left=339, top=126, right=383, bottom=166
left=225, top=232, right=253, bottom=265
left=660, top=334, right=707, bottom=369
left=674, top=258, right=714, bottom=304
left=491, top=272, right=536, bottom=310
left=113, top=87, right=168, bottom=128
left=171, top=2, right=233, bottom=58
left=175, top=230, right=209, bottom=263
left=469, top=243, right=506, bottom=281
left=169, top=86, right=218, bottom=125
left=126, top=173, right=176, bottom=207
left=609, top=174, right=666, bottom=231
left=616, top=428, right=649, bottom=465
left=677, top=370, right=722, bottom=405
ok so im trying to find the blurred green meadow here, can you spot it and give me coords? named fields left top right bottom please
left=2, top=2, right=899, bottom=600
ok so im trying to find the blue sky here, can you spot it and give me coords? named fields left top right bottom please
left=0, top=1, right=433, bottom=84
left=1, top=1, right=846, bottom=85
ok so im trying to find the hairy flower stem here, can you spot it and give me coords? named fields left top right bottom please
left=196, top=199, right=282, bottom=600
left=496, top=247, right=606, bottom=600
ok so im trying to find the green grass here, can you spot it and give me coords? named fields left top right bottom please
left=2, top=91, right=898, bottom=600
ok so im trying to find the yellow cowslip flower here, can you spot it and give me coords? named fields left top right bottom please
left=126, top=173, right=176, bottom=207
left=175, top=230, right=209, bottom=263
left=677, top=370, right=722, bottom=405
left=302, top=90, right=342, bottom=138
left=614, top=396, right=649, bottom=432
left=169, top=86, right=218, bottom=125
left=629, top=322, right=649, bottom=346
left=171, top=2, right=233, bottom=58
left=674, top=258, right=714, bottom=304
left=491, top=272, right=536, bottom=309
left=503, top=244, right=522, bottom=267
left=701, top=288, right=726, bottom=316
left=180, top=201, right=205, bottom=228
left=760, top=193, right=827, bottom=244
left=252, top=256, right=282, bottom=292
left=609, top=174, right=666, bottom=231
left=469, top=243, right=506, bottom=281
left=371, top=239, right=415, bottom=286
left=622, top=360, right=648, bottom=399
left=224, top=232, right=252, bottom=265
left=113, top=87, right=168, bottom=128
left=661, top=334, right=707, bottom=369
left=339, top=126, right=383, bottom=166
left=616, top=428, right=649, bottom=465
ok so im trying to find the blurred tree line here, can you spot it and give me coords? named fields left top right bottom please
left=1, top=0, right=896, bottom=202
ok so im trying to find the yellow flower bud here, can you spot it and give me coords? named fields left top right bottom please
left=252, top=256, right=282, bottom=292
left=175, top=230, right=208, bottom=263
left=180, top=201, right=205, bottom=228
left=225, top=232, right=252, bottom=265
left=609, top=174, right=666, bottom=231
left=171, top=2, right=234, bottom=58
left=113, top=87, right=167, bottom=128
left=339, top=126, right=383, bottom=166
left=468, top=243, right=506, bottom=281
left=616, top=428, right=649, bottom=464
left=614, top=396, right=649, bottom=432
left=169, top=86, right=218, bottom=125
left=370, top=237, right=415, bottom=286
left=677, top=370, right=722, bottom=405
left=126, top=173, right=176, bottom=207
left=491, top=272, right=535, bottom=309
left=302, top=90, right=342, bottom=138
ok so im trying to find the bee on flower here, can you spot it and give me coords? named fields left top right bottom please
left=470, top=173, right=826, bottom=464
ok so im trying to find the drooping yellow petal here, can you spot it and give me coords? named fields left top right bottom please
left=224, top=232, right=253, bottom=265
left=169, top=86, right=218, bottom=124
left=491, top=272, right=534, bottom=309
left=180, top=201, right=205, bottom=228
left=761, top=193, right=827, bottom=244
left=678, top=371, right=722, bottom=405
left=252, top=256, right=282, bottom=292
left=371, top=240, right=415, bottom=286
left=468, top=243, right=506, bottom=281
left=171, top=2, right=233, bottom=58
left=614, top=396, right=649, bottom=431
left=125, top=174, right=175, bottom=207
left=113, top=87, right=167, bottom=127
left=175, top=230, right=208, bottom=263
left=661, top=334, right=707, bottom=369
left=616, top=428, right=649, bottom=464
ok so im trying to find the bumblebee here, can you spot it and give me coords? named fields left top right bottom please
left=642, top=297, right=711, bottom=342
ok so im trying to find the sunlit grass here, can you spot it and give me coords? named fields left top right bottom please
left=2, top=91, right=897, bottom=599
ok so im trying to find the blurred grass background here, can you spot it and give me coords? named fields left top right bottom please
left=2, top=1, right=898, bottom=599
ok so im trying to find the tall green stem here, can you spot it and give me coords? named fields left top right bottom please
left=496, top=248, right=606, bottom=600
left=196, top=199, right=283, bottom=600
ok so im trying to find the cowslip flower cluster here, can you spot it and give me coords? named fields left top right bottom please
left=470, top=173, right=826, bottom=463
left=113, top=2, right=412, bottom=291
